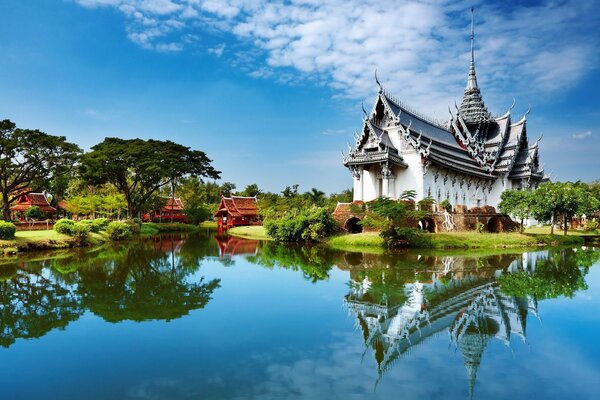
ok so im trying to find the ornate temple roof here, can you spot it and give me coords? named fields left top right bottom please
left=343, top=10, right=545, bottom=184
left=214, top=195, right=259, bottom=218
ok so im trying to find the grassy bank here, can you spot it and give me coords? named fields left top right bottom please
left=228, top=226, right=272, bottom=241
left=199, top=221, right=218, bottom=229
left=327, top=232, right=385, bottom=254
left=0, top=222, right=201, bottom=254
left=140, top=222, right=200, bottom=235
left=0, top=230, right=109, bottom=253
left=326, top=231, right=584, bottom=251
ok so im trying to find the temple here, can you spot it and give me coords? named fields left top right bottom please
left=214, top=195, right=260, bottom=229
left=343, top=10, right=545, bottom=209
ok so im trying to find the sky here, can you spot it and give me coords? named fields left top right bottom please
left=0, top=0, right=598, bottom=194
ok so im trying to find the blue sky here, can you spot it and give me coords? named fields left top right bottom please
left=0, top=0, right=598, bottom=193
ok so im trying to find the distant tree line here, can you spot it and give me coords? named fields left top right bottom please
left=0, top=118, right=351, bottom=225
left=499, top=181, right=600, bottom=234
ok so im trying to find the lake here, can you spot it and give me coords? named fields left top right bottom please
left=1, top=230, right=599, bottom=400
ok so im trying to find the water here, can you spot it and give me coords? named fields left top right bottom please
left=1, top=231, right=599, bottom=400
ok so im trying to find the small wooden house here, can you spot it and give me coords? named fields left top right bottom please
left=145, top=196, right=187, bottom=223
left=214, top=196, right=259, bottom=229
left=10, top=191, right=56, bottom=220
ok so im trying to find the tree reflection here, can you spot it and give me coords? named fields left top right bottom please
left=247, top=241, right=337, bottom=283
left=0, top=264, right=83, bottom=348
left=76, top=237, right=220, bottom=322
left=0, top=233, right=221, bottom=348
left=498, top=248, right=599, bottom=299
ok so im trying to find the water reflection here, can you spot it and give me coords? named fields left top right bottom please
left=0, top=234, right=220, bottom=347
left=338, top=248, right=598, bottom=398
left=0, top=231, right=598, bottom=400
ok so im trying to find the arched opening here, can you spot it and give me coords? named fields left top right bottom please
left=345, top=217, right=363, bottom=234
left=418, top=217, right=436, bottom=233
left=487, top=216, right=503, bottom=233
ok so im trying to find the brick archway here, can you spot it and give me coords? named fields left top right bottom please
left=344, top=217, right=363, bottom=234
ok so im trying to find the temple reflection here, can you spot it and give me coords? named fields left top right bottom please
left=342, top=249, right=593, bottom=399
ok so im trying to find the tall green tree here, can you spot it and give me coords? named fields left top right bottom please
left=499, top=189, right=534, bottom=232
left=79, top=138, right=220, bottom=217
left=0, top=120, right=81, bottom=220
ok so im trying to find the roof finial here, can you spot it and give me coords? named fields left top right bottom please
left=375, top=69, right=382, bottom=92
left=466, top=7, right=478, bottom=91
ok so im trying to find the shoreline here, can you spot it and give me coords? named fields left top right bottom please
left=226, top=225, right=591, bottom=252
left=0, top=223, right=201, bottom=255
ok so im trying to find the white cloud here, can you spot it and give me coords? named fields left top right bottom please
left=572, top=130, right=592, bottom=139
left=72, top=0, right=599, bottom=118
left=207, top=43, right=225, bottom=57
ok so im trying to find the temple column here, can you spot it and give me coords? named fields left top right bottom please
left=352, top=167, right=363, bottom=201
left=381, top=163, right=394, bottom=198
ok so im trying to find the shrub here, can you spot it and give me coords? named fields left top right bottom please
left=124, top=219, right=141, bottom=235
left=265, top=207, right=338, bottom=242
left=106, top=221, right=132, bottom=241
left=585, top=220, right=599, bottom=232
left=440, top=199, right=452, bottom=213
left=183, top=205, right=212, bottom=224
left=91, top=218, right=109, bottom=232
left=72, top=222, right=91, bottom=243
left=54, top=219, right=75, bottom=235
left=0, top=221, right=17, bottom=240
left=24, top=206, right=44, bottom=220
left=476, top=222, right=485, bottom=233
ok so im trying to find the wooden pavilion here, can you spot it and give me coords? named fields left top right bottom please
left=214, top=196, right=259, bottom=229
left=10, top=191, right=56, bottom=221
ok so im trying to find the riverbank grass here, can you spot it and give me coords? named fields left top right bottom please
left=199, top=221, right=218, bottom=229
left=228, top=226, right=271, bottom=241
left=327, top=231, right=584, bottom=250
left=0, top=230, right=109, bottom=252
left=140, top=222, right=200, bottom=235
left=327, top=232, right=385, bottom=254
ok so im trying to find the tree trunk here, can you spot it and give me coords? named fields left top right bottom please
left=2, top=191, right=11, bottom=221
left=520, top=218, right=524, bottom=233
left=564, top=214, right=569, bottom=236
left=550, top=213, right=555, bottom=235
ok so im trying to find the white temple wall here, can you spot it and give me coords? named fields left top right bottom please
left=487, top=178, right=507, bottom=210
left=393, top=153, right=424, bottom=200
left=362, top=168, right=380, bottom=201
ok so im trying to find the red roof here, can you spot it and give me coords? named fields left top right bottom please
left=162, top=197, right=184, bottom=212
left=10, top=192, right=56, bottom=213
left=214, top=196, right=258, bottom=217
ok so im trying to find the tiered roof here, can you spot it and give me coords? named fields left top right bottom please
left=214, top=196, right=259, bottom=218
left=343, top=10, right=545, bottom=185
left=162, top=197, right=184, bottom=211
left=10, top=192, right=56, bottom=213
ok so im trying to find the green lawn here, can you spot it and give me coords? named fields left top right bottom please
left=199, top=221, right=218, bottom=229
left=524, top=225, right=595, bottom=236
left=140, top=222, right=200, bottom=235
left=227, top=226, right=271, bottom=241
left=327, top=232, right=385, bottom=254
left=0, top=230, right=108, bottom=252
left=326, top=230, right=584, bottom=251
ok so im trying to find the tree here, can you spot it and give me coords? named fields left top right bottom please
left=532, top=181, right=599, bottom=235
left=304, top=188, right=326, bottom=206
left=238, top=183, right=261, bottom=197
left=499, top=189, right=534, bottom=232
left=0, top=120, right=81, bottom=220
left=220, top=182, right=236, bottom=197
left=23, top=206, right=44, bottom=221
left=79, top=138, right=220, bottom=218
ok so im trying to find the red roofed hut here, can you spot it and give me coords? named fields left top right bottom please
left=214, top=196, right=259, bottom=229
left=10, top=191, right=56, bottom=221
left=145, top=196, right=187, bottom=223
